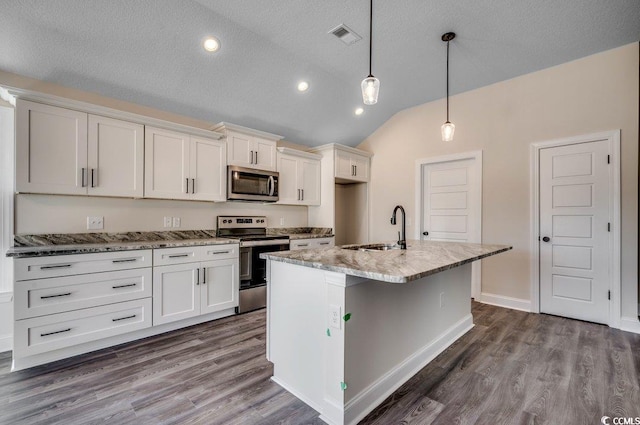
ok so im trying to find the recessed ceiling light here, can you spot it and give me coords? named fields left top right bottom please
left=297, top=81, right=309, bottom=92
left=203, top=37, right=220, bottom=52
left=355, top=107, right=364, bottom=116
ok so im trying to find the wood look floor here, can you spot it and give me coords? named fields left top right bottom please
left=1, top=302, right=639, bottom=425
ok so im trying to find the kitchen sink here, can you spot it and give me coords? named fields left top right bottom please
left=342, top=243, right=403, bottom=251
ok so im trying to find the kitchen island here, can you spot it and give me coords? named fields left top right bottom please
left=261, top=240, right=511, bottom=425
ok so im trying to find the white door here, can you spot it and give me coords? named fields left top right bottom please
left=190, top=136, right=226, bottom=202
left=88, top=115, right=144, bottom=197
left=351, top=154, right=369, bottom=182
left=334, top=150, right=353, bottom=180
left=152, top=263, right=200, bottom=325
left=227, top=131, right=253, bottom=167
left=144, top=126, right=190, bottom=200
left=539, top=140, right=610, bottom=324
left=253, top=137, right=277, bottom=171
left=16, top=100, right=88, bottom=195
left=277, top=153, right=300, bottom=204
left=200, top=259, right=239, bottom=314
left=420, top=154, right=482, bottom=297
left=301, top=158, right=321, bottom=206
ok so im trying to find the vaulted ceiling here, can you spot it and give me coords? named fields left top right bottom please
left=1, top=0, right=638, bottom=147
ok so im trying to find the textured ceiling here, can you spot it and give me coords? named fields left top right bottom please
left=0, top=0, right=638, bottom=147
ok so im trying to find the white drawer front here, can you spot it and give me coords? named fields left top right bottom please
left=14, top=298, right=152, bottom=357
left=290, top=240, right=313, bottom=250
left=15, top=268, right=152, bottom=320
left=153, top=244, right=238, bottom=266
left=313, top=237, right=335, bottom=248
left=15, top=250, right=152, bottom=281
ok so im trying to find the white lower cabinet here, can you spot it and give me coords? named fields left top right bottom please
left=152, top=245, right=239, bottom=325
left=290, top=237, right=335, bottom=250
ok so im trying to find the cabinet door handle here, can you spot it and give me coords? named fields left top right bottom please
left=40, top=264, right=72, bottom=270
left=301, top=189, right=304, bottom=201
left=254, top=151, right=258, bottom=164
left=81, top=168, right=87, bottom=187
left=112, top=258, right=137, bottom=263
left=196, top=268, right=200, bottom=285
left=250, top=150, right=254, bottom=164
left=40, top=292, right=72, bottom=299
left=192, top=178, right=195, bottom=194
left=91, top=169, right=96, bottom=188
left=168, top=254, right=190, bottom=258
left=202, top=268, right=206, bottom=284
left=112, top=283, right=137, bottom=289
left=354, top=165, right=357, bottom=176
left=112, top=314, right=136, bottom=322
left=41, top=328, right=71, bottom=337
left=186, top=178, right=189, bottom=194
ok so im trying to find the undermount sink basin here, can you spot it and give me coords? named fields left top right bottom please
left=342, top=243, right=403, bottom=252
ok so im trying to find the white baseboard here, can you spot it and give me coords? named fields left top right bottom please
left=342, top=314, right=474, bottom=425
left=270, top=376, right=325, bottom=416
left=478, top=292, right=531, bottom=312
left=0, top=334, right=11, bottom=353
left=620, top=316, right=640, bottom=334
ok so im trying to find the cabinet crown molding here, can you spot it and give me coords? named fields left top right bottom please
left=276, top=147, right=321, bottom=160
left=212, top=122, right=283, bottom=141
left=309, top=143, right=373, bottom=157
left=7, top=87, right=224, bottom=140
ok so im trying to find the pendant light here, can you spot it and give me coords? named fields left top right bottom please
left=361, top=0, right=379, bottom=105
left=441, top=32, right=456, bottom=142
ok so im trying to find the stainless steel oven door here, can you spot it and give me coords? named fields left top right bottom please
left=227, top=166, right=279, bottom=202
left=239, top=247, right=252, bottom=282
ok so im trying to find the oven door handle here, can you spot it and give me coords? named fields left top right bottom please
left=267, top=176, right=275, bottom=196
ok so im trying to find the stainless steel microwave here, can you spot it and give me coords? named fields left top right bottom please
left=227, top=166, right=279, bottom=202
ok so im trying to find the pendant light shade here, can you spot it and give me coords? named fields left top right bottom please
left=441, top=32, right=455, bottom=142
left=361, top=0, right=379, bottom=105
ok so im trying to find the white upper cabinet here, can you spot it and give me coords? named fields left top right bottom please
left=334, top=146, right=371, bottom=183
left=145, top=127, right=226, bottom=201
left=16, top=99, right=144, bottom=198
left=276, top=148, right=321, bottom=206
left=88, top=115, right=144, bottom=197
left=213, top=122, right=282, bottom=172
left=16, top=100, right=88, bottom=195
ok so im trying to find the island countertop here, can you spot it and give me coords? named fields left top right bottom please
left=261, top=240, right=512, bottom=283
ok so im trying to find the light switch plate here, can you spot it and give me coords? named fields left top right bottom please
left=164, top=217, right=172, bottom=228
left=172, top=217, right=181, bottom=228
left=87, top=216, right=104, bottom=230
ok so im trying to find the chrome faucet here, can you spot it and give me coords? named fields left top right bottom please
left=390, top=205, right=407, bottom=249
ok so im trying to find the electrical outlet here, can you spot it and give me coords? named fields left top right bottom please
left=329, top=305, right=341, bottom=329
left=164, top=217, right=172, bottom=228
left=280, top=217, right=285, bottom=226
left=440, top=292, right=445, bottom=308
left=172, top=217, right=181, bottom=228
left=87, top=216, right=104, bottom=230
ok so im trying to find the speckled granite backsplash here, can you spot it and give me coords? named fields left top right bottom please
left=267, top=227, right=332, bottom=236
left=13, top=230, right=218, bottom=247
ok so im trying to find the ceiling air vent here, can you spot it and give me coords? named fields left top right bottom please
left=328, top=24, right=362, bottom=45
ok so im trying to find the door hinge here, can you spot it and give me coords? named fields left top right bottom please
left=608, top=222, right=611, bottom=232
left=607, top=155, right=610, bottom=164
left=608, top=290, right=611, bottom=300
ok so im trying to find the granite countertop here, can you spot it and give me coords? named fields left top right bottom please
left=288, top=233, right=335, bottom=240
left=261, top=240, right=512, bottom=283
left=6, top=238, right=237, bottom=258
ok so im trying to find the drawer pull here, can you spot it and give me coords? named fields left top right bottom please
left=298, top=244, right=309, bottom=247
left=319, top=242, right=330, bottom=245
left=112, top=314, right=136, bottom=322
left=40, top=264, right=72, bottom=270
left=211, top=251, right=231, bottom=255
left=41, top=328, right=71, bottom=337
left=40, top=292, right=72, bottom=299
left=112, top=283, right=137, bottom=289
left=168, top=254, right=190, bottom=258
left=112, top=258, right=137, bottom=263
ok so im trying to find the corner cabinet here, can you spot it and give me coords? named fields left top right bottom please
left=16, top=99, right=144, bottom=197
left=212, top=122, right=282, bottom=172
left=144, top=126, right=226, bottom=201
left=152, top=244, right=239, bottom=326
left=334, top=146, right=371, bottom=183
left=276, top=148, right=321, bottom=206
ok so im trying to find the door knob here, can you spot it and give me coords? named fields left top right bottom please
left=423, top=231, right=429, bottom=236
left=542, top=236, right=550, bottom=242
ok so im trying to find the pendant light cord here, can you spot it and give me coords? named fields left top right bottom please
left=446, top=39, right=450, bottom=122
left=369, top=0, right=373, bottom=77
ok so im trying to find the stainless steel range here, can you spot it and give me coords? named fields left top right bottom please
left=217, top=216, right=289, bottom=313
